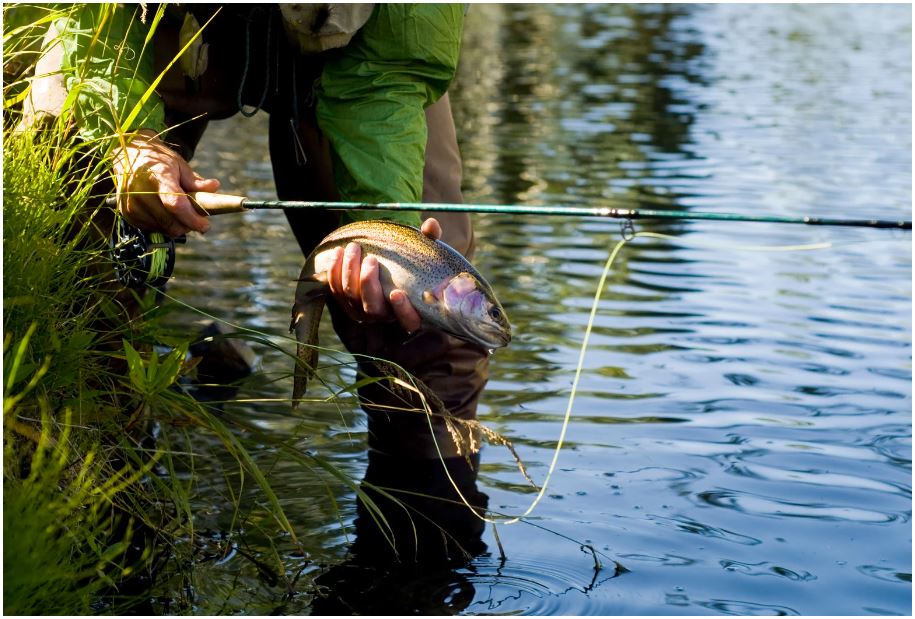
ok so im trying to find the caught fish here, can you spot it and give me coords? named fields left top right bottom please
left=290, top=220, right=511, bottom=401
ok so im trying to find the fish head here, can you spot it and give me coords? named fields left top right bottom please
left=438, top=272, right=512, bottom=350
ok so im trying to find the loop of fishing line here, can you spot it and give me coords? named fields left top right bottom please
left=423, top=227, right=863, bottom=528
left=620, top=217, right=636, bottom=241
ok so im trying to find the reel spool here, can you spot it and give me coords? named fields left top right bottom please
left=109, top=217, right=183, bottom=289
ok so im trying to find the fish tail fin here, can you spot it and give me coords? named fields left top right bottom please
left=290, top=284, right=327, bottom=408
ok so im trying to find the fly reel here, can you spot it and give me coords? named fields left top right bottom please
left=109, top=217, right=184, bottom=289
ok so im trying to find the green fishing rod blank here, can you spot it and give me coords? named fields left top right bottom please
left=238, top=198, right=912, bottom=230
left=109, top=193, right=913, bottom=229
left=105, top=192, right=910, bottom=288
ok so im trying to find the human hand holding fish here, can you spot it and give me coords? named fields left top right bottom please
left=291, top=219, right=511, bottom=400
left=324, top=218, right=444, bottom=334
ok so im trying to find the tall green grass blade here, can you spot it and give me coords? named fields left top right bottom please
left=121, top=8, right=219, bottom=133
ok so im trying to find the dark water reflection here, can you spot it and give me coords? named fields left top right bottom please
left=160, top=4, right=911, bottom=615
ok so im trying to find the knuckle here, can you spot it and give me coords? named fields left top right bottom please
left=158, top=192, right=180, bottom=209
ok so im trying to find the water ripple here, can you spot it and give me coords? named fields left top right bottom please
left=647, top=515, right=763, bottom=546
left=697, top=598, right=800, bottom=616
left=719, top=559, right=816, bottom=582
left=856, top=564, right=912, bottom=585
left=436, top=554, right=623, bottom=615
left=618, top=552, right=697, bottom=567
left=695, top=490, right=903, bottom=523
left=726, top=462, right=910, bottom=497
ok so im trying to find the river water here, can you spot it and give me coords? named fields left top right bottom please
left=161, top=4, right=911, bottom=615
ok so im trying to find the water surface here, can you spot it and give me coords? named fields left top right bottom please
left=163, top=4, right=911, bottom=615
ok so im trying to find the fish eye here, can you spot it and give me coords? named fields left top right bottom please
left=488, top=307, right=502, bottom=321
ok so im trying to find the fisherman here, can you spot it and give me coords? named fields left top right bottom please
left=23, top=3, right=489, bottom=561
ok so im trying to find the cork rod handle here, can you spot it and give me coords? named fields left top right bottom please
left=188, top=192, right=248, bottom=216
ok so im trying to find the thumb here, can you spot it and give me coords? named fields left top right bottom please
left=420, top=217, right=442, bottom=240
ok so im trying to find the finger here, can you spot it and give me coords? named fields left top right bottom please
left=138, top=194, right=190, bottom=238
left=341, top=242, right=362, bottom=306
left=389, top=289, right=422, bottom=334
left=123, top=191, right=187, bottom=237
left=359, top=256, right=392, bottom=319
left=420, top=217, right=442, bottom=240
left=327, top=246, right=345, bottom=297
left=178, top=160, right=221, bottom=192
left=156, top=167, right=210, bottom=234
left=121, top=194, right=166, bottom=233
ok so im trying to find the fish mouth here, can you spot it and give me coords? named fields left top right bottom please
left=472, top=328, right=511, bottom=350
left=446, top=319, right=511, bottom=351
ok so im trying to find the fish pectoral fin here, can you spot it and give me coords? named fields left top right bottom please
left=290, top=285, right=327, bottom=331
left=422, top=290, right=437, bottom=304
left=289, top=309, right=304, bottom=333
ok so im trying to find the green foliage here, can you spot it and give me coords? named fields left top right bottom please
left=2, top=94, right=149, bottom=612
left=3, top=4, right=195, bottom=610
left=2, top=6, right=314, bottom=611
left=123, top=339, right=189, bottom=399
left=3, top=408, right=143, bottom=615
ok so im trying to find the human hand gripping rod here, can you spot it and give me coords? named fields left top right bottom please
left=107, top=191, right=912, bottom=288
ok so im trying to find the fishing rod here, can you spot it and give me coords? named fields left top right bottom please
left=187, top=192, right=913, bottom=229
left=106, top=192, right=912, bottom=288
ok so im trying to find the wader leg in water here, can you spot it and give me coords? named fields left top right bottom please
left=272, top=89, right=490, bottom=612
left=271, top=65, right=490, bottom=540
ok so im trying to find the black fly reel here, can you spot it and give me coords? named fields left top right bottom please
left=109, top=217, right=184, bottom=289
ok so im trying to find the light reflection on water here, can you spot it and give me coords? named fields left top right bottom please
left=163, top=3, right=910, bottom=615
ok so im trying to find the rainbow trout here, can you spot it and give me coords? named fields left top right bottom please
left=290, top=220, right=511, bottom=401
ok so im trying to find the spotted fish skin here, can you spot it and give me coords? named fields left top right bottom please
left=290, top=220, right=511, bottom=403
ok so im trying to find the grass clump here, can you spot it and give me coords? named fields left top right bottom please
left=2, top=121, right=300, bottom=611
left=3, top=406, right=150, bottom=615
left=2, top=4, right=302, bottom=612
left=2, top=106, right=159, bottom=614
